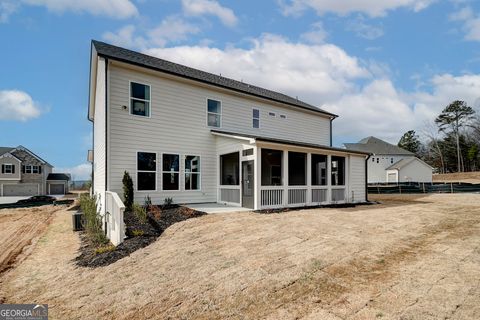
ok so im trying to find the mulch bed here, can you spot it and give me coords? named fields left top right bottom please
left=74, top=205, right=206, bottom=268
left=255, top=202, right=376, bottom=214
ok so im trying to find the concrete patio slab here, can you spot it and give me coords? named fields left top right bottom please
left=186, top=203, right=252, bottom=214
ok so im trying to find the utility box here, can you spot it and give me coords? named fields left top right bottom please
left=72, top=211, right=84, bottom=231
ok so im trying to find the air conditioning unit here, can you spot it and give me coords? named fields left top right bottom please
left=72, top=212, right=84, bottom=231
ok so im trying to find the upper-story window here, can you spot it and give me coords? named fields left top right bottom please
left=2, top=164, right=14, bottom=174
left=207, top=99, right=221, bottom=127
left=23, top=165, right=42, bottom=174
left=253, top=108, right=260, bottom=128
left=130, top=82, right=151, bottom=117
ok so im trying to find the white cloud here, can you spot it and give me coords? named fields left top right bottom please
left=0, top=90, right=42, bottom=121
left=21, top=0, right=138, bottom=19
left=143, top=34, right=480, bottom=144
left=300, top=21, right=328, bottom=44
left=279, top=0, right=435, bottom=17
left=103, top=17, right=199, bottom=49
left=0, top=1, right=18, bottom=23
left=450, top=7, right=480, bottom=41
left=346, top=16, right=384, bottom=40
left=54, top=163, right=91, bottom=181
left=182, top=0, right=238, bottom=26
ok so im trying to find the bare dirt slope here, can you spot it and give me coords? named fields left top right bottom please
left=1, top=194, right=480, bottom=319
left=0, top=205, right=62, bottom=274
left=433, top=171, right=480, bottom=183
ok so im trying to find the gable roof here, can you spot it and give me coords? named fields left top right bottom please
left=91, top=40, right=336, bottom=119
left=211, top=129, right=370, bottom=156
left=344, top=136, right=413, bottom=156
left=47, top=173, right=71, bottom=181
left=0, top=147, right=14, bottom=156
left=387, top=157, right=433, bottom=170
left=0, top=146, right=52, bottom=166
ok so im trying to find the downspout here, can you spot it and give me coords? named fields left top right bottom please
left=329, top=118, right=333, bottom=147
left=365, top=154, right=371, bottom=202
left=105, top=58, right=108, bottom=192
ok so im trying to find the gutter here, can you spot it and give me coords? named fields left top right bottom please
left=365, top=154, right=371, bottom=202
left=105, top=58, right=108, bottom=191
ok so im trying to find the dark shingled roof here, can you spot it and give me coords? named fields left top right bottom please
left=92, top=40, right=336, bottom=118
left=211, top=130, right=370, bottom=156
left=47, top=173, right=71, bottom=181
left=0, top=147, right=14, bottom=156
left=344, top=136, right=413, bottom=155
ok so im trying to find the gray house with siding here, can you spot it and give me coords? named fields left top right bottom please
left=88, top=40, right=369, bottom=214
left=0, top=146, right=54, bottom=196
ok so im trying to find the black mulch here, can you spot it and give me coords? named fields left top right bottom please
left=74, top=205, right=206, bottom=268
left=255, top=202, right=376, bottom=214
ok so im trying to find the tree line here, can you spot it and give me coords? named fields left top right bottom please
left=397, top=100, right=479, bottom=173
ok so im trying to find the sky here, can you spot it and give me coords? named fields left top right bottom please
left=0, top=0, right=480, bottom=180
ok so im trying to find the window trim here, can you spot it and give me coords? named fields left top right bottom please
left=129, top=80, right=152, bottom=118
left=219, top=151, right=240, bottom=186
left=161, top=152, right=181, bottom=191
left=136, top=151, right=157, bottom=192
left=184, top=155, right=201, bottom=191
left=252, top=107, right=260, bottom=129
left=3, top=163, right=14, bottom=174
left=206, top=97, right=222, bottom=128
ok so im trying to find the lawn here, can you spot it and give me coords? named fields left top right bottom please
left=1, top=194, right=479, bottom=319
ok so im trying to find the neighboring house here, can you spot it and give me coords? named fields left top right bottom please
left=0, top=146, right=54, bottom=196
left=344, top=136, right=432, bottom=184
left=46, top=173, right=71, bottom=195
left=88, top=40, right=369, bottom=214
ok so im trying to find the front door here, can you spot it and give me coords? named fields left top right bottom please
left=242, top=160, right=254, bottom=209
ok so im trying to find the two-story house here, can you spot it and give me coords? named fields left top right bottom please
left=0, top=146, right=56, bottom=196
left=345, top=136, right=432, bottom=184
left=88, top=40, right=369, bottom=214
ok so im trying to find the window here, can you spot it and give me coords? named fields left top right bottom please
left=261, top=149, right=283, bottom=186
left=242, top=149, right=254, bottom=157
left=2, top=164, right=14, bottom=174
left=22, top=165, right=41, bottom=174
left=32, top=165, right=40, bottom=174
left=280, top=114, right=287, bottom=119
left=137, top=152, right=156, bottom=191
left=185, top=155, right=200, bottom=190
left=253, top=108, right=260, bottom=128
left=268, top=112, right=276, bottom=117
left=130, top=82, right=151, bottom=117
left=391, top=158, right=394, bottom=164
left=312, top=154, right=327, bottom=186
left=376, top=158, right=379, bottom=163
left=331, top=156, right=345, bottom=186
left=207, top=99, right=221, bottom=127
left=162, top=154, right=180, bottom=190
left=371, top=157, right=375, bottom=162
left=220, top=152, right=239, bottom=185
left=288, top=152, right=306, bottom=186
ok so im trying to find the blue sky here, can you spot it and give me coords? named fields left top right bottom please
left=1, top=0, right=479, bottom=179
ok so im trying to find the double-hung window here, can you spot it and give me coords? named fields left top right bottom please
left=2, top=164, right=14, bottom=174
left=185, top=155, right=200, bottom=190
left=162, top=154, right=180, bottom=190
left=207, top=99, right=221, bottom=127
left=130, top=82, right=151, bottom=117
left=253, top=108, right=260, bottom=128
left=137, top=152, right=156, bottom=191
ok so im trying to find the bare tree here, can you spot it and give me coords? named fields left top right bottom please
left=422, top=121, right=445, bottom=173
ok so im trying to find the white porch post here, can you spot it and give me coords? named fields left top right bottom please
left=283, top=149, right=288, bottom=207
left=327, top=154, right=332, bottom=203
left=306, top=153, right=312, bottom=205
left=346, top=155, right=351, bottom=202
left=254, top=147, right=261, bottom=210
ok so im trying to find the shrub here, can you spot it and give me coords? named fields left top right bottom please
left=144, top=195, right=152, bottom=207
left=163, top=197, right=174, bottom=207
left=149, top=204, right=162, bottom=219
left=94, top=244, right=116, bottom=255
left=132, top=203, right=147, bottom=223
left=132, top=229, right=145, bottom=237
left=122, top=171, right=134, bottom=211
left=79, top=193, right=109, bottom=246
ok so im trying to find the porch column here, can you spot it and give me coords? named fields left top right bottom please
left=327, top=154, right=332, bottom=203
left=254, top=147, right=261, bottom=210
left=283, top=149, right=288, bottom=207
left=306, top=153, right=312, bottom=205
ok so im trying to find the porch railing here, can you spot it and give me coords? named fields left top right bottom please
left=311, top=187, right=328, bottom=203
left=288, top=188, right=307, bottom=205
left=105, top=191, right=125, bottom=246
left=219, top=187, right=240, bottom=204
left=331, top=188, right=346, bottom=202
left=261, top=187, right=283, bottom=208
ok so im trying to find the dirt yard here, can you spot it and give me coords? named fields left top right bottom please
left=0, top=205, right=63, bottom=274
left=1, top=194, right=480, bottom=319
left=433, top=171, right=480, bottom=184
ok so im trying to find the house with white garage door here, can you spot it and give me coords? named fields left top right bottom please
left=88, top=40, right=370, bottom=214
left=0, top=145, right=68, bottom=196
left=344, top=136, right=432, bottom=184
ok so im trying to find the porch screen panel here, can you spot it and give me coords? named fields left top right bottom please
left=220, top=152, right=239, bottom=185
left=331, top=156, right=345, bottom=186
left=261, top=149, right=283, bottom=186
left=288, top=152, right=306, bottom=186
left=311, top=154, right=327, bottom=185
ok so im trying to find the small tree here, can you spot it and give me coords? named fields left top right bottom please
left=398, top=130, right=420, bottom=154
left=122, top=171, right=134, bottom=211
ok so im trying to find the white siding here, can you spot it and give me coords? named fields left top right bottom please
left=399, top=160, right=432, bottom=183
left=367, top=155, right=406, bottom=183
left=106, top=63, right=331, bottom=205
left=348, top=155, right=366, bottom=202
left=93, top=57, right=107, bottom=213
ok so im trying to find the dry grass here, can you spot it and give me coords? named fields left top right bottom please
left=433, top=171, right=480, bottom=183
left=1, top=194, right=480, bottom=319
